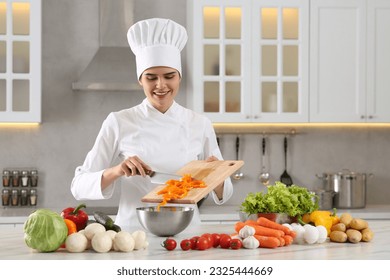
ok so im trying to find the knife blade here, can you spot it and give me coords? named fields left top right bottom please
left=146, top=170, right=182, bottom=184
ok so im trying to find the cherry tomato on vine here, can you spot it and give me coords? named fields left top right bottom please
left=180, top=239, right=192, bottom=251
left=161, top=238, right=177, bottom=251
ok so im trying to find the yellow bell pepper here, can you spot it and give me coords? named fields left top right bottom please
left=304, top=208, right=339, bottom=236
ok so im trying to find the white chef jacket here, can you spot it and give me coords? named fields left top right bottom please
left=71, top=98, right=233, bottom=231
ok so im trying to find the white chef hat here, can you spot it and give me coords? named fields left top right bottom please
left=127, top=18, right=188, bottom=80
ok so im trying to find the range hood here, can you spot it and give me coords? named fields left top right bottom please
left=72, top=0, right=140, bottom=92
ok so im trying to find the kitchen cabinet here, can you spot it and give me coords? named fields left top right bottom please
left=0, top=0, right=41, bottom=123
left=187, top=0, right=309, bottom=123
left=309, top=0, right=390, bottom=123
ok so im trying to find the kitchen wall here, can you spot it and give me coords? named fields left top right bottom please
left=0, top=0, right=389, bottom=214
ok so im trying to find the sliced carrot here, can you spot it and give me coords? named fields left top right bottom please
left=156, top=174, right=206, bottom=210
left=253, top=235, right=280, bottom=249
left=283, top=235, right=294, bottom=246
left=256, top=217, right=293, bottom=235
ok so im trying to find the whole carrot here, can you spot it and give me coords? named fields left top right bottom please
left=234, top=221, right=245, bottom=233
left=249, top=224, right=284, bottom=237
left=235, top=221, right=284, bottom=238
left=253, top=235, right=280, bottom=248
left=257, top=217, right=293, bottom=235
left=288, top=230, right=297, bottom=239
left=244, top=220, right=259, bottom=226
left=283, top=235, right=294, bottom=246
left=277, top=237, right=285, bottom=247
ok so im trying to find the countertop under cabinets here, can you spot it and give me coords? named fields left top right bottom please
left=1, top=204, right=390, bottom=226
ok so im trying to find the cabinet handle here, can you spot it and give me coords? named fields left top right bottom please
left=254, top=115, right=259, bottom=119
left=360, top=115, right=366, bottom=119
left=368, top=115, right=374, bottom=119
left=246, top=115, right=251, bottom=119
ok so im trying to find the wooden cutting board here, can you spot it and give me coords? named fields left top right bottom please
left=141, top=160, right=244, bottom=204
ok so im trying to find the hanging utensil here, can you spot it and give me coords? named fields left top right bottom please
left=233, top=135, right=244, bottom=180
left=259, top=137, right=270, bottom=185
left=280, top=136, right=293, bottom=186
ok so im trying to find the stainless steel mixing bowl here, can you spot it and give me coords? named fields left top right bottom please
left=136, top=206, right=194, bottom=237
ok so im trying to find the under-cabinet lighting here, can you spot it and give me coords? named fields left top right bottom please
left=0, top=122, right=40, bottom=128
left=213, top=123, right=390, bottom=134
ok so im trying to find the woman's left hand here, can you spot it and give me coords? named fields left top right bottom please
left=205, top=155, right=219, bottom=162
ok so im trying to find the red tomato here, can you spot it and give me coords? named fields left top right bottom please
left=196, top=236, right=209, bottom=250
left=219, top=234, right=232, bottom=249
left=190, top=236, right=199, bottom=250
left=201, top=233, right=213, bottom=249
left=230, top=238, right=243, bottom=250
left=180, top=239, right=192, bottom=251
left=211, top=233, right=221, bottom=248
left=161, top=238, right=177, bottom=251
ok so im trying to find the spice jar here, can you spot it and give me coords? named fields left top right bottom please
left=20, top=189, right=28, bottom=206
left=2, top=189, right=10, bottom=206
left=12, top=170, right=20, bottom=187
left=30, top=170, right=38, bottom=187
left=2, top=170, right=11, bottom=187
left=21, top=170, right=29, bottom=187
left=29, top=189, right=37, bottom=206
left=11, top=189, right=19, bottom=206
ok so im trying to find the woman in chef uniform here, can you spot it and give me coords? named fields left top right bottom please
left=71, top=18, right=233, bottom=230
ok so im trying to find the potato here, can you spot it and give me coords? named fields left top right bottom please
left=361, top=228, right=374, bottom=242
left=331, top=223, right=346, bottom=232
left=349, top=218, right=369, bottom=231
left=329, top=231, right=348, bottom=243
left=346, top=229, right=362, bottom=243
left=340, top=213, right=353, bottom=228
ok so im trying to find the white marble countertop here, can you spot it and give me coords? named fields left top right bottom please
left=0, top=220, right=389, bottom=260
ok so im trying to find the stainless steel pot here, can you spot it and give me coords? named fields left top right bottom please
left=314, top=189, right=335, bottom=210
left=316, top=170, right=372, bottom=209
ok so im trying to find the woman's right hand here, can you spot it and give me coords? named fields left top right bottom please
left=119, top=155, right=152, bottom=177
left=101, top=155, right=151, bottom=189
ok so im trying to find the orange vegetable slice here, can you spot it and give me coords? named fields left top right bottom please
left=156, top=174, right=206, bottom=210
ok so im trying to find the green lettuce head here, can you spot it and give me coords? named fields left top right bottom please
left=24, top=209, right=68, bottom=252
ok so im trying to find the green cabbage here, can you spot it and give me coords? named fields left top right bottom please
left=240, top=181, right=319, bottom=217
left=24, top=209, right=68, bottom=252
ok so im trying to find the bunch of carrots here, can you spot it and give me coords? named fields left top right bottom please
left=156, top=174, right=206, bottom=210
left=234, top=217, right=296, bottom=249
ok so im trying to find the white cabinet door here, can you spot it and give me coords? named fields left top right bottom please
left=309, top=0, right=366, bottom=122
left=366, top=0, right=390, bottom=122
left=251, top=0, right=309, bottom=123
left=188, top=0, right=309, bottom=123
left=0, top=0, right=42, bottom=123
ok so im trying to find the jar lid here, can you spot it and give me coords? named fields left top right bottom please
left=3, top=170, right=10, bottom=175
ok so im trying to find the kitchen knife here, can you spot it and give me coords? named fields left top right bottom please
left=146, top=170, right=182, bottom=184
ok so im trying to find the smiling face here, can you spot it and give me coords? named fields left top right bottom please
left=138, top=66, right=181, bottom=113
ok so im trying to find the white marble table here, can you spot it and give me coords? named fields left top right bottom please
left=1, top=220, right=390, bottom=260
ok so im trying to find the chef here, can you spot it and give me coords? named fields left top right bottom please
left=71, top=18, right=233, bottom=230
